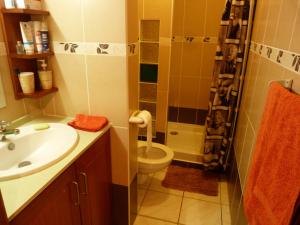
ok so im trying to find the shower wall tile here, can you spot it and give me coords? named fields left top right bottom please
left=181, top=43, right=203, bottom=77
left=170, top=42, right=183, bottom=76
left=172, top=0, right=185, bottom=36
left=205, top=0, right=225, bottom=37
left=201, top=44, right=217, bottom=78
left=44, top=0, right=83, bottom=42
left=179, top=77, right=200, bottom=108
left=197, top=77, right=211, bottom=109
left=83, top=0, right=126, bottom=43
left=168, top=76, right=180, bottom=107
left=183, top=0, right=206, bottom=36
left=178, top=107, right=197, bottom=124
left=251, top=0, right=269, bottom=43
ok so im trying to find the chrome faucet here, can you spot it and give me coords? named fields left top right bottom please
left=0, top=120, right=20, bottom=141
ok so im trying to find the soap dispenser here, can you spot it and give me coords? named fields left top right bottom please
left=37, top=59, right=52, bottom=90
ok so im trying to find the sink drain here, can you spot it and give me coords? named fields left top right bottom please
left=170, top=131, right=178, bottom=135
left=18, top=161, right=32, bottom=168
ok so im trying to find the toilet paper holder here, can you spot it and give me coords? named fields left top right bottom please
left=129, top=110, right=144, bottom=124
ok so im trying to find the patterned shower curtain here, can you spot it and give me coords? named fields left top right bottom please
left=203, top=0, right=250, bottom=170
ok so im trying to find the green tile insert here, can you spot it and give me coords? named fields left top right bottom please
left=140, top=64, right=158, bottom=83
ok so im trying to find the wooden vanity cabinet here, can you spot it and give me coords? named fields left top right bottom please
left=9, top=131, right=112, bottom=225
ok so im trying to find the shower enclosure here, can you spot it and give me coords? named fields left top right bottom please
left=167, top=0, right=226, bottom=163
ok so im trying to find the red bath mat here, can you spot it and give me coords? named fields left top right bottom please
left=162, top=165, right=219, bottom=196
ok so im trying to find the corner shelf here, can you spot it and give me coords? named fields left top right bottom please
left=1, top=8, right=49, bottom=15
left=16, top=87, right=58, bottom=99
left=0, top=8, right=57, bottom=100
left=10, top=52, right=54, bottom=59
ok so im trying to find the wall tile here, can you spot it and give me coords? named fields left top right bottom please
left=86, top=56, right=129, bottom=127
left=0, top=56, right=26, bottom=121
left=274, top=0, right=300, bottom=49
left=201, top=43, right=217, bottom=78
left=234, top=110, right=248, bottom=166
left=156, top=90, right=168, bottom=132
left=83, top=0, right=126, bottom=43
left=50, top=55, right=89, bottom=116
left=168, top=76, right=180, bottom=107
left=290, top=5, right=300, bottom=52
left=110, top=126, right=129, bottom=186
left=44, top=0, right=83, bottom=42
left=41, top=94, right=56, bottom=115
left=179, top=77, right=200, bottom=108
left=251, top=0, right=269, bottom=43
left=128, top=54, right=139, bottom=116
left=170, top=42, right=183, bottom=76
left=127, top=0, right=139, bottom=43
left=172, top=0, right=184, bottom=36
left=143, top=0, right=173, bottom=38
left=158, top=46, right=171, bottom=92
left=183, top=0, right=206, bottom=36
left=197, top=77, right=211, bottom=109
left=264, top=0, right=283, bottom=45
left=181, top=43, right=203, bottom=77
left=205, top=0, right=225, bottom=37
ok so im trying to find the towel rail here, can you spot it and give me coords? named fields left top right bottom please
left=269, top=79, right=293, bottom=90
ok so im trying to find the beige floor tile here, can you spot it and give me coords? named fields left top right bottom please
left=220, top=182, right=229, bottom=205
left=139, top=190, right=182, bottom=223
left=138, top=189, right=147, bottom=210
left=179, top=198, right=221, bottom=225
left=184, top=189, right=221, bottom=204
left=134, top=216, right=177, bottom=225
left=149, top=171, right=184, bottom=196
left=221, top=205, right=232, bottom=225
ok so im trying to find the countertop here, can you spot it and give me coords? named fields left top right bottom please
left=0, top=115, right=111, bottom=221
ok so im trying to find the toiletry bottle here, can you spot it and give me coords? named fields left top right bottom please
left=37, top=59, right=53, bottom=90
left=32, top=21, right=42, bottom=53
left=16, top=41, right=25, bottom=54
left=40, top=21, right=49, bottom=53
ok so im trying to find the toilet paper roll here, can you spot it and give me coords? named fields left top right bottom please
left=137, top=110, right=152, bottom=153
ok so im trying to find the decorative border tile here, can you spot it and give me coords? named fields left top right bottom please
left=171, top=36, right=218, bottom=44
left=52, top=41, right=127, bottom=56
left=0, top=42, right=7, bottom=56
left=250, top=41, right=300, bottom=75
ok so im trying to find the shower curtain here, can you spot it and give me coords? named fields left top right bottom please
left=203, top=0, right=250, bottom=170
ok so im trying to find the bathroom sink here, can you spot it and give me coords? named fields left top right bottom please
left=0, top=123, right=78, bottom=181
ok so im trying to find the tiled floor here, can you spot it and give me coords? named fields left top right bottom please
left=135, top=169, right=231, bottom=225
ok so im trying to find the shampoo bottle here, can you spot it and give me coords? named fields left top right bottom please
left=37, top=60, right=52, bottom=90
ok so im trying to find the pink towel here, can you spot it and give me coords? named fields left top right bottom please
left=68, top=114, right=108, bottom=132
left=244, top=83, right=300, bottom=225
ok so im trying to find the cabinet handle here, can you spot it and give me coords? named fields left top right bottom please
left=80, top=172, right=88, bottom=195
left=72, top=181, right=80, bottom=206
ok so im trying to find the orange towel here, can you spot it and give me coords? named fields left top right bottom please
left=68, top=114, right=108, bottom=132
left=244, top=83, right=300, bottom=225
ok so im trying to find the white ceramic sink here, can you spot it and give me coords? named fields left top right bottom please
left=0, top=123, right=78, bottom=181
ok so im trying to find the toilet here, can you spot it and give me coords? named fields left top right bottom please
left=137, top=141, right=174, bottom=174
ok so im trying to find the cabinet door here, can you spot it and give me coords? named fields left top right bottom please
left=11, top=166, right=82, bottom=225
left=76, top=131, right=112, bottom=225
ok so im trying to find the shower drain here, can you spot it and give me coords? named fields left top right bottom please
left=18, top=161, right=32, bottom=168
left=170, top=131, right=178, bottom=135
